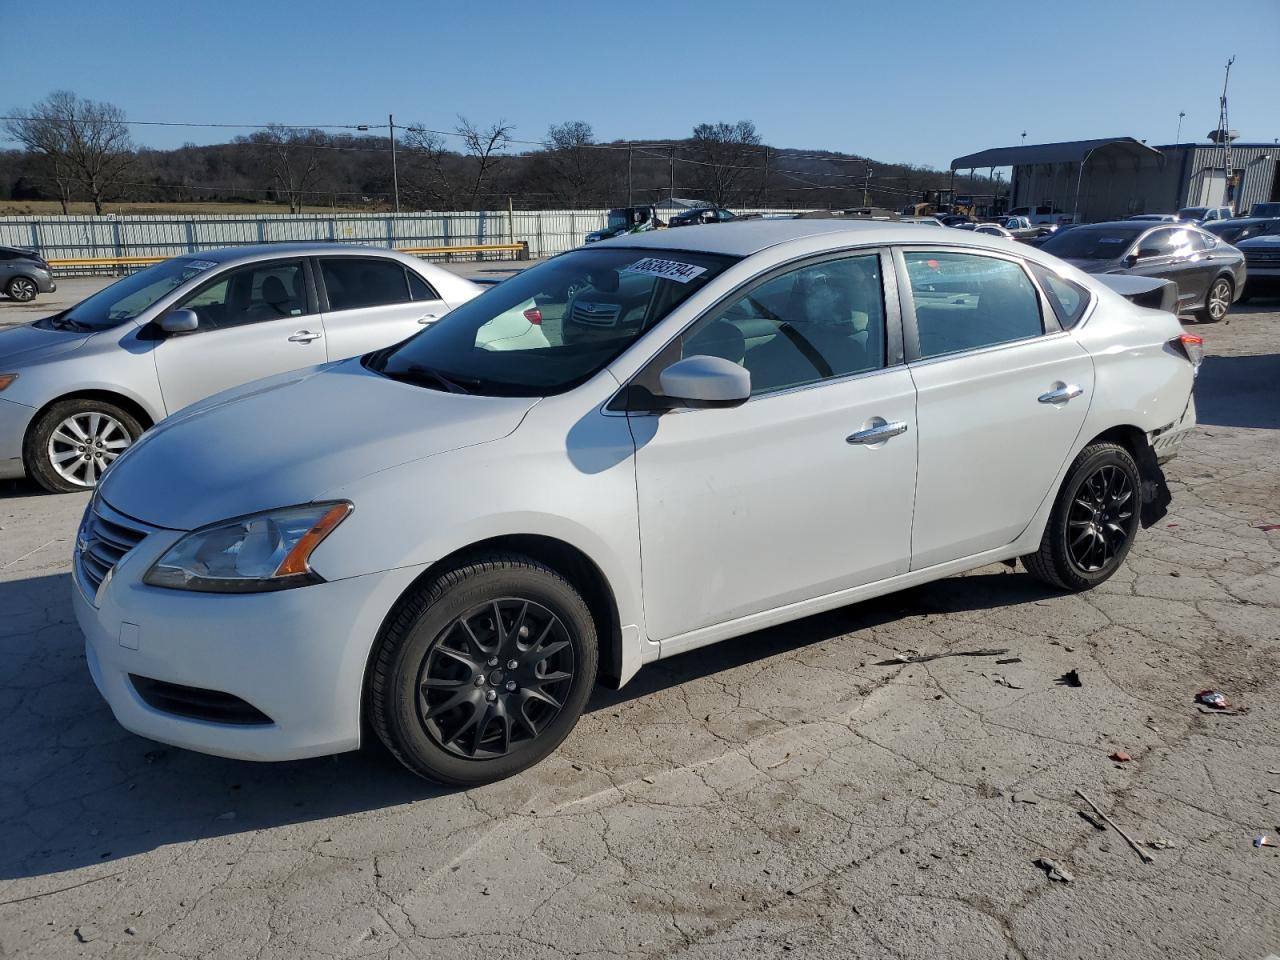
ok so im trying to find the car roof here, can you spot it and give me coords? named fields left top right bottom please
left=175, top=242, right=418, bottom=267
left=597, top=218, right=991, bottom=257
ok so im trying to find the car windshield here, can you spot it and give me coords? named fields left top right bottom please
left=43, top=257, right=220, bottom=332
left=1251, top=203, right=1280, bottom=217
left=1179, top=207, right=1208, bottom=219
left=1040, top=226, right=1144, bottom=259
left=606, top=211, right=632, bottom=229
left=365, top=247, right=735, bottom=397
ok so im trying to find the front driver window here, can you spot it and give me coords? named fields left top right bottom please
left=905, top=251, right=1043, bottom=360
left=681, top=253, right=887, bottom=396
left=175, top=260, right=307, bottom=330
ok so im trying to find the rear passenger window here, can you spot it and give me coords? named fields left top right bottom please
left=407, top=270, right=438, bottom=301
left=1029, top=264, right=1090, bottom=328
left=321, top=258, right=411, bottom=311
left=905, top=252, right=1043, bottom=359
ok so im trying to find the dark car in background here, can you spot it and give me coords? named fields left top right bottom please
left=668, top=207, right=736, bottom=228
left=0, top=245, right=56, bottom=303
left=1249, top=202, right=1280, bottom=218
left=1235, top=234, right=1280, bottom=301
left=1038, top=221, right=1245, bottom=322
left=1204, top=217, right=1280, bottom=245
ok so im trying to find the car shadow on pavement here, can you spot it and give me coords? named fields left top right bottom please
left=0, top=567, right=1058, bottom=884
left=1194, top=353, right=1280, bottom=430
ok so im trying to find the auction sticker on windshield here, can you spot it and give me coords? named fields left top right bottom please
left=623, top=257, right=707, bottom=284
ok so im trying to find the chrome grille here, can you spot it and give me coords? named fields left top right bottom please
left=570, top=300, right=622, bottom=327
left=76, top=496, right=153, bottom=596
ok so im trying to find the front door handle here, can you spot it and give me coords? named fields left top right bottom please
left=846, top=420, right=909, bottom=445
left=288, top=330, right=322, bottom=343
left=1038, top=383, right=1084, bottom=404
left=417, top=313, right=441, bottom=324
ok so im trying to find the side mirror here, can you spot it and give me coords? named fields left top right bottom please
left=657, top=355, right=751, bottom=410
left=159, top=309, right=199, bottom=334
left=1123, top=253, right=1140, bottom=268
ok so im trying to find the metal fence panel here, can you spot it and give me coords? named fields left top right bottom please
left=0, top=209, right=812, bottom=274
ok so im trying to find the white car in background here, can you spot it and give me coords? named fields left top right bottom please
left=0, top=244, right=482, bottom=492
left=73, top=220, right=1199, bottom=786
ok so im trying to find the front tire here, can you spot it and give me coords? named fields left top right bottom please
left=1021, top=442, right=1142, bottom=592
left=368, top=553, right=598, bottom=786
left=23, top=398, right=143, bottom=493
left=1197, top=275, right=1233, bottom=323
left=6, top=276, right=38, bottom=302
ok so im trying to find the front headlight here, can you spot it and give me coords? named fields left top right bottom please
left=143, top=502, right=351, bottom=593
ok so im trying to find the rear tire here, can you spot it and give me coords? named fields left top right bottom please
left=1197, top=275, right=1233, bottom=323
left=6, top=276, right=38, bottom=302
left=1021, top=442, right=1142, bottom=592
left=368, top=553, right=598, bottom=786
left=23, top=398, right=143, bottom=494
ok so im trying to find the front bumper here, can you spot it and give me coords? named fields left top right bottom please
left=74, top=504, right=427, bottom=762
left=0, top=397, right=36, bottom=480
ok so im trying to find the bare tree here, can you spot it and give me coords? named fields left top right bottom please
left=4, top=91, right=134, bottom=214
left=456, top=116, right=513, bottom=209
left=401, top=127, right=457, bottom=209
left=240, top=125, right=326, bottom=213
left=688, top=121, right=762, bottom=207
left=545, top=121, right=596, bottom=207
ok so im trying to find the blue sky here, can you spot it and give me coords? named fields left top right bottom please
left=4, top=0, right=1278, bottom=170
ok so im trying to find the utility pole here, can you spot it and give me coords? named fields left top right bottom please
left=670, top=146, right=676, bottom=203
left=389, top=113, right=401, bottom=214
left=863, top=165, right=872, bottom=208
left=627, top=144, right=633, bottom=207
left=761, top=146, right=769, bottom=206
left=1216, top=57, right=1235, bottom=208
left=1175, top=111, right=1186, bottom=145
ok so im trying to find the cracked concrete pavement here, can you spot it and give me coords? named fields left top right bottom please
left=0, top=299, right=1277, bottom=959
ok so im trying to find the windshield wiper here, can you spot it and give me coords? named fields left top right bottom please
left=44, top=313, right=89, bottom=332
left=383, top=364, right=475, bottom=395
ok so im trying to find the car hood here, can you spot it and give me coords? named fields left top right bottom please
left=98, top=359, right=539, bottom=530
left=0, top=323, right=91, bottom=365
left=1238, top=234, right=1280, bottom=249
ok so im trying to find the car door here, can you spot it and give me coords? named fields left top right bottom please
left=317, top=256, right=451, bottom=360
left=899, top=247, right=1094, bottom=570
left=153, top=258, right=325, bottom=414
left=629, top=250, right=918, bottom=642
left=1127, top=228, right=1201, bottom=308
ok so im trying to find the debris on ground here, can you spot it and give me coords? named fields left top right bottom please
left=1255, top=835, right=1278, bottom=849
left=1110, top=751, right=1133, bottom=763
left=74, top=927, right=98, bottom=943
left=1079, top=811, right=1107, bottom=831
left=879, top=647, right=1010, bottom=665
left=1255, top=523, right=1280, bottom=533
left=1056, top=669, right=1083, bottom=688
left=1076, top=789, right=1155, bottom=864
left=1033, top=857, right=1074, bottom=882
left=995, top=657, right=1022, bottom=665
left=1195, top=690, right=1230, bottom=710
left=1147, top=838, right=1177, bottom=850
left=1012, top=792, right=1040, bottom=804
left=992, top=674, right=1024, bottom=689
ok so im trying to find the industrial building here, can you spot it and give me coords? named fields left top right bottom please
left=950, top=137, right=1279, bottom=223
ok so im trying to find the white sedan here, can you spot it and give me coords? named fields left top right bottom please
left=74, top=220, right=1199, bottom=785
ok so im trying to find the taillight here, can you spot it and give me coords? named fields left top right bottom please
left=1171, top=332, right=1203, bottom=368
left=523, top=307, right=543, bottom=325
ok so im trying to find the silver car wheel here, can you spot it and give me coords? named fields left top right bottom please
left=47, top=412, right=132, bottom=487
left=1207, top=279, right=1231, bottom=320
left=7, top=277, right=37, bottom=302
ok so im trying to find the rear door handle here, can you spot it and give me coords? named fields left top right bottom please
left=288, top=330, right=322, bottom=343
left=846, top=420, right=909, bottom=445
left=1038, top=384, right=1084, bottom=404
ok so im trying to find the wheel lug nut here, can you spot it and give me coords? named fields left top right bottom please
left=505, top=680, right=517, bottom=692
left=506, top=659, right=518, bottom=670
left=518, top=625, right=529, bottom=638
left=487, top=657, right=498, bottom=667
left=484, top=689, right=497, bottom=702
left=474, top=674, right=486, bottom=686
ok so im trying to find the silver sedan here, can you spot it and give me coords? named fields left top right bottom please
left=0, top=244, right=480, bottom=492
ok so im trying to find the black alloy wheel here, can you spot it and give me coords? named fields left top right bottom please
left=1065, top=464, right=1135, bottom=574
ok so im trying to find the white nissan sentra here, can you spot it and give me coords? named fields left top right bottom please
left=74, top=220, right=1200, bottom=785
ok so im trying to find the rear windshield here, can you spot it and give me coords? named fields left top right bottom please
left=1178, top=207, right=1208, bottom=219
left=1040, top=226, right=1143, bottom=260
